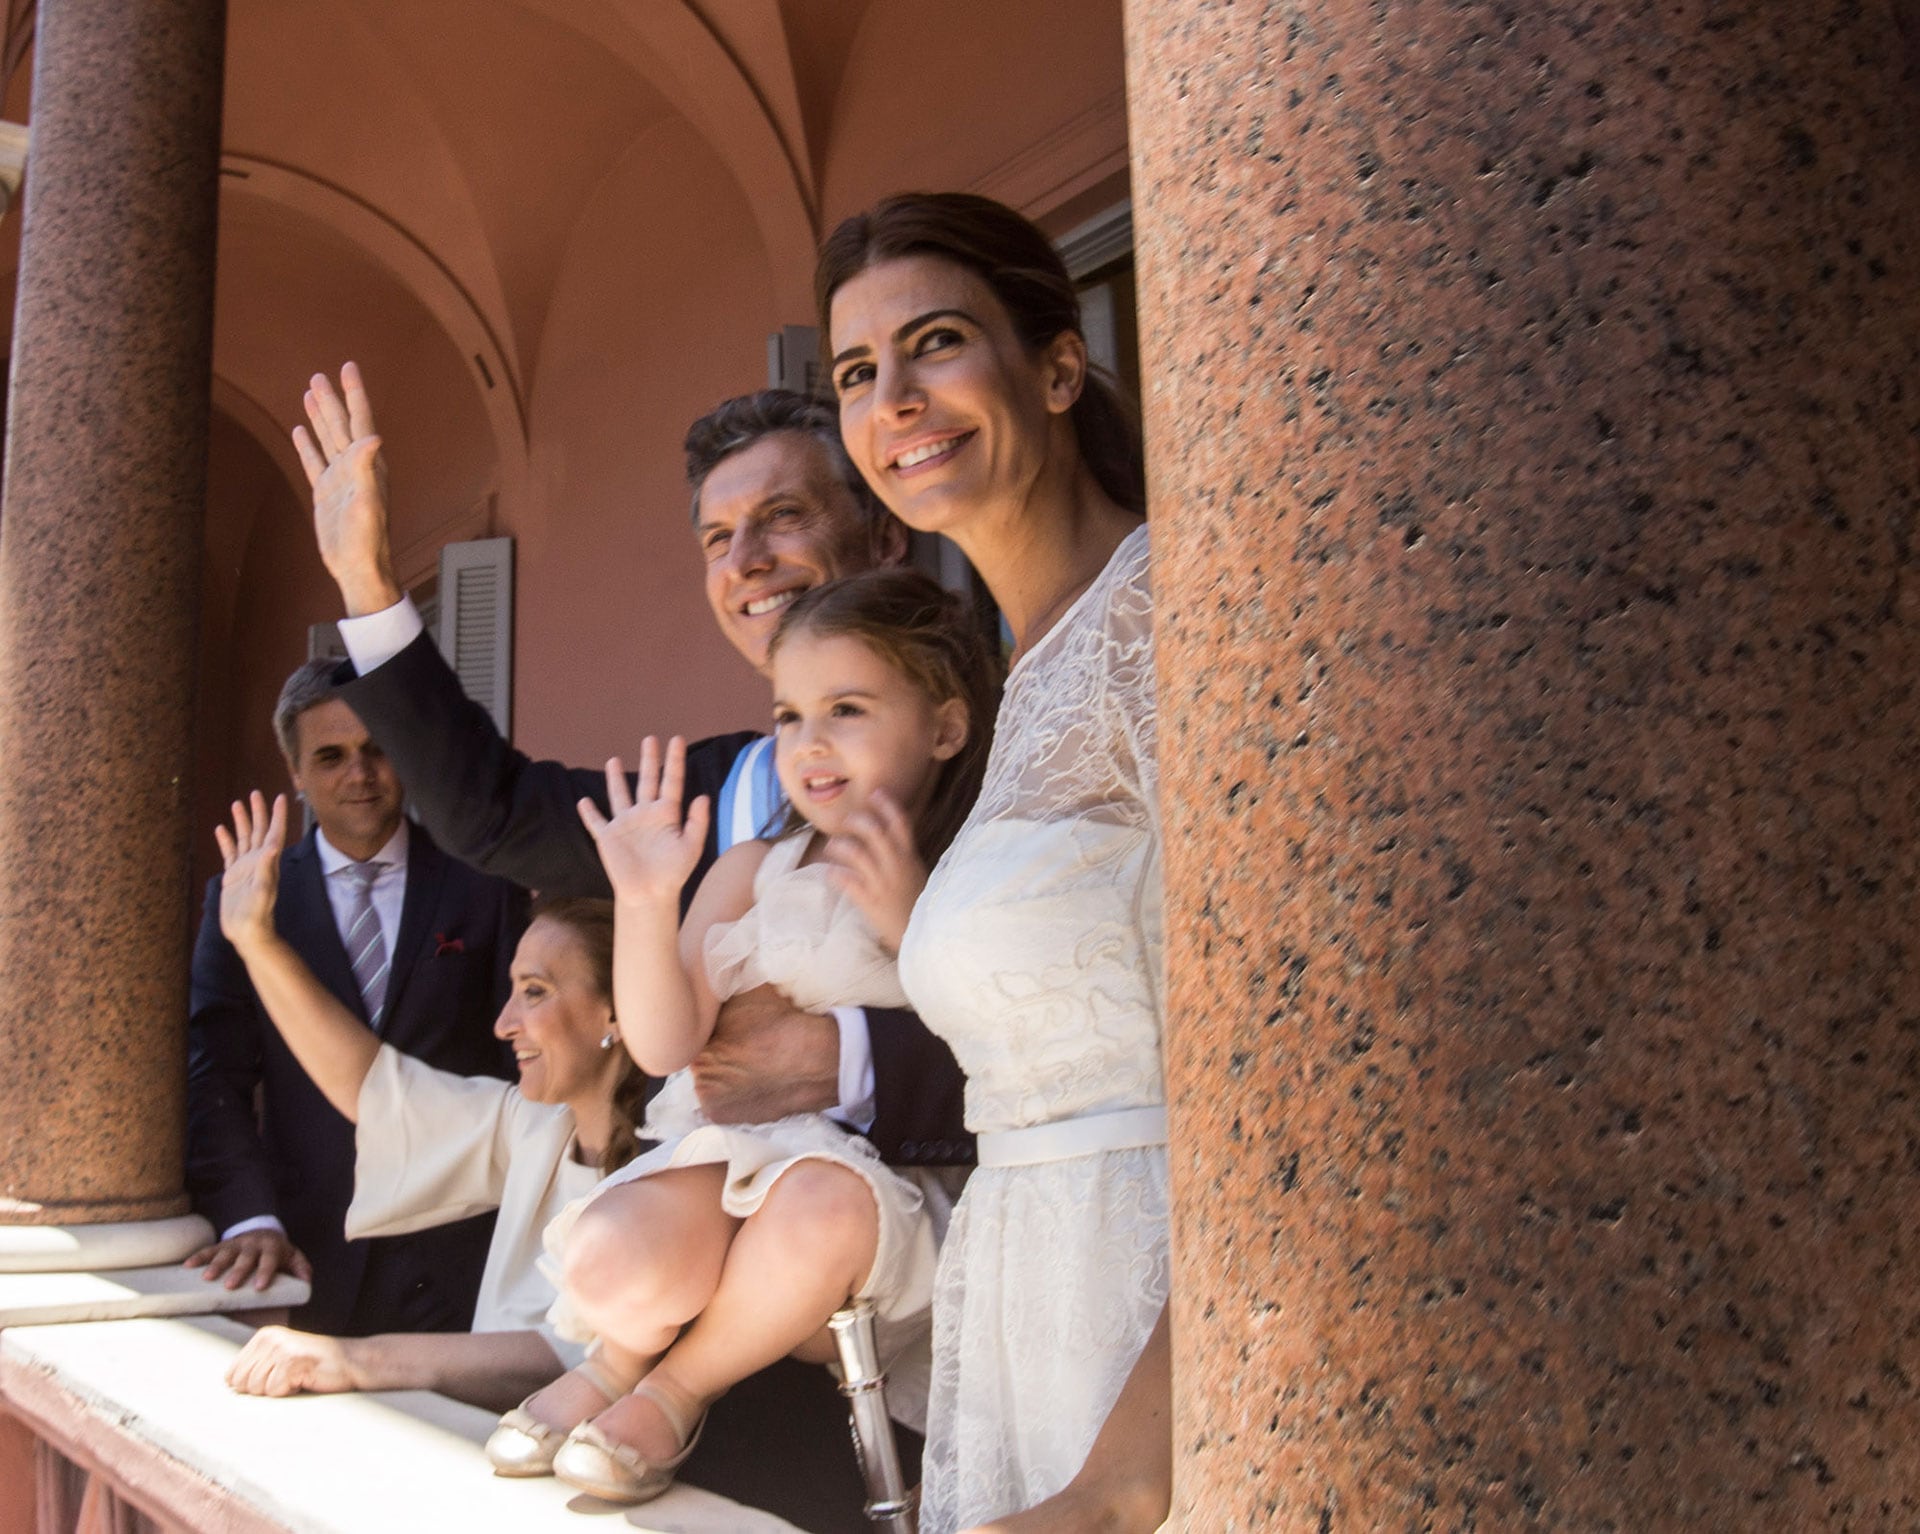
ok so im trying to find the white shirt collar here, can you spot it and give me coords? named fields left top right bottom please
left=316, top=817, right=410, bottom=876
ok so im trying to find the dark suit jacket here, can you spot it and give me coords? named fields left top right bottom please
left=336, top=631, right=972, bottom=1165
left=185, top=821, right=529, bottom=1336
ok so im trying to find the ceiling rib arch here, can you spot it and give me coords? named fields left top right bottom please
left=510, top=0, right=819, bottom=317
left=218, top=153, right=531, bottom=520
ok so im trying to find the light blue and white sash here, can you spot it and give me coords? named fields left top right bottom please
left=716, top=735, right=784, bottom=853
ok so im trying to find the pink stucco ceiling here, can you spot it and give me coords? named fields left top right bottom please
left=0, top=0, right=1132, bottom=891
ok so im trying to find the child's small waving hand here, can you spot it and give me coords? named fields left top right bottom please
left=577, top=736, right=716, bottom=1074
left=577, top=735, right=712, bottom=907
left=822, top=788, right=925, bottom=953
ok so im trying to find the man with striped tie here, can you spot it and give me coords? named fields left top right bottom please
left=182, top=659, right=528, bottom=1336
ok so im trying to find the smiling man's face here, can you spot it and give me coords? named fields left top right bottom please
left=694, top=431, right=888, bottom=676
left=286, top=697, right=404, bottom=861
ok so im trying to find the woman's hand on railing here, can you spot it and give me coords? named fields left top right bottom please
left=226, top=1325, right=362, bottom=1397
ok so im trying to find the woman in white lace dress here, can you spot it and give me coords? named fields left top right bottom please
left=818, top=194, right=1172, bottom=1534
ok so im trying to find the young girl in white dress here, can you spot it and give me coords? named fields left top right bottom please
left=498, top=569, right=1000, bottom=1506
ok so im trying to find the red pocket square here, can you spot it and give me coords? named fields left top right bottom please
left=434, top=933, right=466, bottom=957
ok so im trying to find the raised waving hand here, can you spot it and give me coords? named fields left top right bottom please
left=576, top=736, right=712, bottom=909
left=209, top=789, right=382, bottom=1121
left=292, top=362, right=402, bottom=617
left=577, top=738, right=717, bottom=1076
left=216, top=791, right=289, bottom=956
left=821, top=788, right=926, bottom=953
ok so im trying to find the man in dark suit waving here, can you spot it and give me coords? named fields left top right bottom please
left=299, top=366, right=970, bottom=1165
left=293, top=366, right=969, bottom=1527
left=183, top=658, right=528, bottom=1335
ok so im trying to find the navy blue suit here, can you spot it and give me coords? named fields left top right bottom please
left=185, top=821, right=528, bottom=1336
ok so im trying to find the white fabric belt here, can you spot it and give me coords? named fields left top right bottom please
left=975, top=1105, right=1168, bottom=1168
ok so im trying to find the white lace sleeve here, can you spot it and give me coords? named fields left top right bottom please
left=1102, top=527, right=1158, bottom=823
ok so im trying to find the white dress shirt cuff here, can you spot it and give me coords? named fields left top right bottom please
left=831, top=1006, right=877, bottom=1133
left=338, top=597, right=426, bottom=674
left=219, top=1214, right=287, bottom=1242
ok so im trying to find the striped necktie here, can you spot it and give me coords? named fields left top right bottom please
left=343, top=861, right=390, bottom=1027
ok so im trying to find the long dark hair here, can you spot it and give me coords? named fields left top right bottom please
left=768, top=570, right=1002, bottom=863
left=814, top=191, right=1144, bottom=516
left=529, top=896, right=646, bottom=1176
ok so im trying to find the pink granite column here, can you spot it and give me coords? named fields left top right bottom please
left=1128, top=0, right=1920, bottom=1526
left=0, top=0, right=226, bottom=1227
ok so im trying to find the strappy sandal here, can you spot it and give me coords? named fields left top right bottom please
left=550, top=1378, right=708, bottom=1505
left=483, top=1351, right=628, bottom=1477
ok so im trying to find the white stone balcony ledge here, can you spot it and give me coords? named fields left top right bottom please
left=2, top=1314, right=803, bottom=1533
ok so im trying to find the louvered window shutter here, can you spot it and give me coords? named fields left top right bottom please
left=766, top=324, right=821, bottom=398
left=435, top=536, right=513, bottom=737
left=307, top=621, right=346, bottom=663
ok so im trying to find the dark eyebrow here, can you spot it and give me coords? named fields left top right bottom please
left=695, top=488, right=806, bottom=538
left=831, top=308, right=979, bottom=369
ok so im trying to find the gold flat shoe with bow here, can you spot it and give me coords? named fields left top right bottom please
left=550, top=1378, right=707, bottom=1505
left=484, top=1353, right=626, bottom=1477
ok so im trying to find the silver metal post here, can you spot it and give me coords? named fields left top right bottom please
left=828, top=1299, right=917, bottom=1532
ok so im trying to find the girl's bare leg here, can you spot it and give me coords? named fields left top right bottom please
left=524, top=1166, right=736, bottom=1431
left=591, top=1159, right=881, bottom=1462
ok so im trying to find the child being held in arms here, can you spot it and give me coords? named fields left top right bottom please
left=487, top=569, right=999, bottom=1506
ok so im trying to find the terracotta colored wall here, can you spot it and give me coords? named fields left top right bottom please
left=820, top=0, right=1128, bottom=221
left=193, top=408, right=309, bottom=896
left=219, top=2, right=531, bottom=372
left=0, top=1412, right=34, bottom=1532
left=195, top=0, right=1134, bottom=818
left=511, top=116, right=785, bottom=760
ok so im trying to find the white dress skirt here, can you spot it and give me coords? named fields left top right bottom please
left=542, top=831, right=940, bottom=1420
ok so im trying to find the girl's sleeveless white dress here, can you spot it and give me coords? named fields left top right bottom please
left=898, top=525, right=1170, bottom=1532
left=543, top=831, right=939, bottom=1399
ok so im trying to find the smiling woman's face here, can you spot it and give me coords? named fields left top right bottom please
left=828, top=254, right=1079, bottom=543
left=493, top=917, right=616, bottom=1108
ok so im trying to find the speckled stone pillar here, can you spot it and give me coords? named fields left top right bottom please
left=0, top=0, right=226, bottom=1228
left=1129, top=0, right=1920, bottom=1526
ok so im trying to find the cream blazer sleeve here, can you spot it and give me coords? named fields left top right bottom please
left=345, top=1044, right=520, bottom=1239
